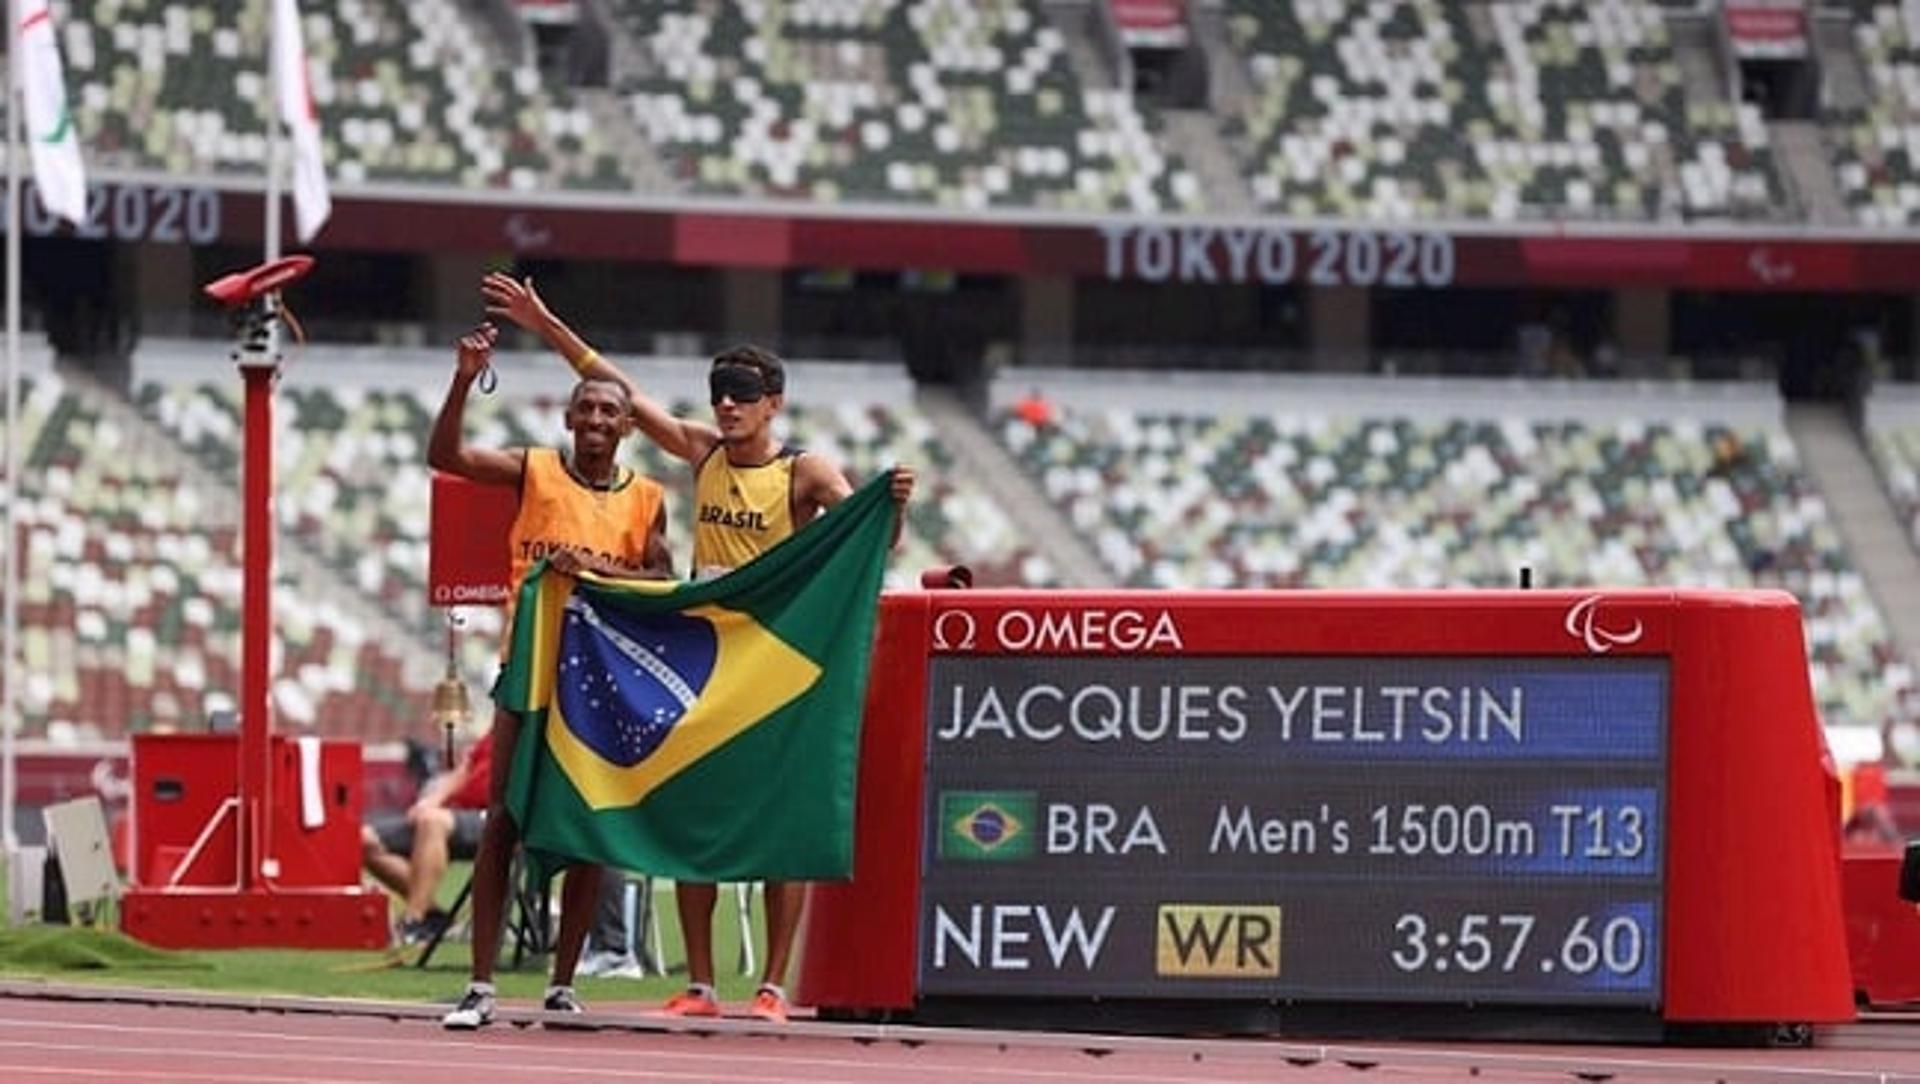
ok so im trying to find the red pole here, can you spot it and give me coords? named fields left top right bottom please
left=237, top=359, right=275, bottom=890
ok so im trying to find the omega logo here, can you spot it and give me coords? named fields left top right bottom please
left=932, top=609, right=978, bottom=651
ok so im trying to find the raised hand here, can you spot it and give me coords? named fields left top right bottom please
left=481, top=272, right=549, bottom=331
left=456, top=323, right=497, bottom=380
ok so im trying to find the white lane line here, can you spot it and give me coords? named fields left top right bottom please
left=0, top=1017, right=1244, bottom=1084
left=0, top=1065, right=371, bottom=1084
left=0, top=1038, right=873, bottom=1084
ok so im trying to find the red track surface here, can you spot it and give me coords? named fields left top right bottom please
left=2, top=989, right=1920, bottom=1083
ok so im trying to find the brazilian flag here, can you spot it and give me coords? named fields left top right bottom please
left=496, top=471, right=898, bottom=881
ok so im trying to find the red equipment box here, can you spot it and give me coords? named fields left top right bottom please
left=122, top=734, right=387, bottom=949
left=1843, top=848, right=1920, bottom=1006
left=129, top=734, right=362, bottom=888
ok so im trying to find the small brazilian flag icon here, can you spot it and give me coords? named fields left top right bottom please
left=939, top=791, right=1036, bottom=861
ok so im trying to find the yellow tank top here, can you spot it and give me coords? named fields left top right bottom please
left=692, top=445, right=799, bottom=575
left=507, top=447, right=664, bottom=591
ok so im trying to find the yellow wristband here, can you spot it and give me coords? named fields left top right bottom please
left=569, top=348, right=600, bottom=375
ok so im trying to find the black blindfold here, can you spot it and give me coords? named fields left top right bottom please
left=710, top=366, right=770, bottom=405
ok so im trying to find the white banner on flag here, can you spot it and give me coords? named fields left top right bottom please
left=273, top=0, right=330, bottom=242
left=17, top=0, right=86, bottom=225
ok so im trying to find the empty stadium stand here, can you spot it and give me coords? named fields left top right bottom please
left=1829, top=0, right=1920, bottom=225
left=1869, top=388, right=1920, bottom=566
left=1873, top=423, right=1920, bottom=547
left=1228, top=0, right=1781, bottom=221
left=1, top=367, right=434, bottom=743
left=992, top=372, right=1914, bottom=743
left=1220, top=0, right=1783, bottom=221
left=63, top=0, right=625, bottom=191
left=35, top=0, right=1860, bottom=221
left=603, top=0, right=1202, bottom=211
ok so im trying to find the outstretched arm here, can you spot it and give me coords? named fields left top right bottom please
left=481, top=273, right=720, bottom=464
left=426, top=323, right=525, bottom=486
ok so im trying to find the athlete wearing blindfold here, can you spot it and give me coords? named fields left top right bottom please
left=481, top=272, right=914, bottom=1024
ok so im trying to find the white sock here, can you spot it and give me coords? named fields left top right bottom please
left=686, top=982, right=716, bottom=998
left=546, top=984, right=573, bottom=998
left=468, top=981, right=495, bottom=997
left=757, top=982, right=786, bottom=1001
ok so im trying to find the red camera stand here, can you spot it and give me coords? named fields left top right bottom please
left=121, top=262, right=388, bottom=948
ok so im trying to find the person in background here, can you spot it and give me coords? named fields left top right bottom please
left=360, top=730, right=492, bottom=945
left=1014, top=387, right=1056, bottom=428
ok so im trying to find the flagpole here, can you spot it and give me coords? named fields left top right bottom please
left=264, top=0, right=282, bottom=264
left=4, top=0, right=26, bottom=887
left=232, top=0, right=284, bottom=893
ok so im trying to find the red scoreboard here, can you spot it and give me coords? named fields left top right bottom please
left=797, top=589, right=1853, bottom=1033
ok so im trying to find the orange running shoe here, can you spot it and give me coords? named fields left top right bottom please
left=749, top=985, right=790, bottom=1024
left=661, top=987, right=721, bottom=1018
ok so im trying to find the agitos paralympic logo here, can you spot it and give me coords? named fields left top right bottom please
left=1563, top=595, right=1644, bottom=655
left=938, top=791, right=1036, bottom=861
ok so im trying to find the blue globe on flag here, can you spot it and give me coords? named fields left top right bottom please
left=966, top=807, right=1010, bottom=847
left=555, top=603, right=718, bottom=767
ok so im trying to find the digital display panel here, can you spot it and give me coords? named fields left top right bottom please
left=919, top=656, right=1668, bottom=1006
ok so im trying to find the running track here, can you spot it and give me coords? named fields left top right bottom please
left=3, top=984, right=1920, bottom=1082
